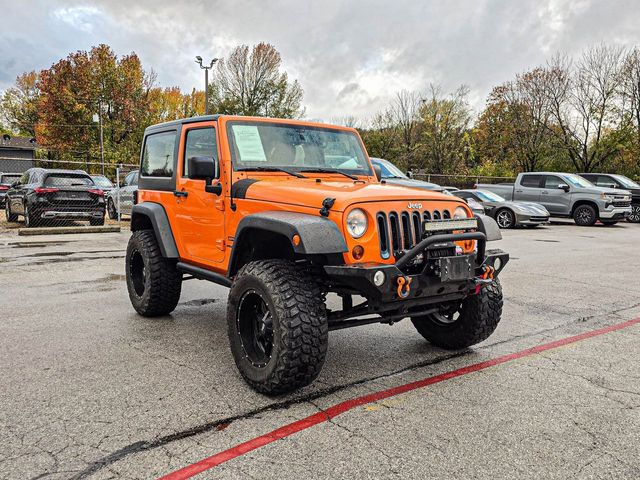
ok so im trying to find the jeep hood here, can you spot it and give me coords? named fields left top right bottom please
left=237, top=178, right=460, bottom=212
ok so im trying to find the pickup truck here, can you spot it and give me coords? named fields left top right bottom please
left=477, top=172, right=632, bottom=226
left=579, top=173, right=640, bottom=223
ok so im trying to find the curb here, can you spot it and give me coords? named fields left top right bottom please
left=18, top=225, right=121, bottom=236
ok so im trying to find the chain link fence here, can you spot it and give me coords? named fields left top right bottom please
left=413, top=173, right=515, bottom=189
left=1, top=157, right=137, bottom=232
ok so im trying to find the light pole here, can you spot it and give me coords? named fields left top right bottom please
left=92, top=106, right=105, bottom=175
left=195, top=56, right=218, bottom=115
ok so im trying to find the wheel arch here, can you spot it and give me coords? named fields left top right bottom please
left=571, top=200, right=599, bottom=217
left=130, top=202, right=179, bottom=258
left=228, top=211, right=348, bottom=277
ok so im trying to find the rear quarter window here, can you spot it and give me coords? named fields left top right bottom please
left=521, top=175, right=542, bottom=188
left=142, top=131, right=176, bottom=177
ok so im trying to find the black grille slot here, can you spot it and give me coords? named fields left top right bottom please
left=412, top=212, right=421, bottom=244
left=433, top=210, right=441, bottom=220
left=377, top=213, right=390, bottom=259
left=423, top=211, right=431, bottom=222
left=389, top=212, right=401, bottom=253
left=401, top=212, right=413, bottom=249
left=442, top=209, right=451, bottom=219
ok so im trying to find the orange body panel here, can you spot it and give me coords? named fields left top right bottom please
left=138, top=116, right=473, bottom=275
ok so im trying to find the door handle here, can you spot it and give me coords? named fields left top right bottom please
left=173, top=190, right=188, bottom=198
left=541, top=191, right=549, bottom=195
left=515, top=190, right=523, bottom=193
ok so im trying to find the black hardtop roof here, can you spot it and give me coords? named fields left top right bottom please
left=144, top=115, right=222, bottom=133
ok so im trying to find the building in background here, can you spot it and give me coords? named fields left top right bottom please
left=0, top=134, right=37, bottom=173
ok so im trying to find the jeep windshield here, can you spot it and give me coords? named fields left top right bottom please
left=228, top=121, right=373, bottom=176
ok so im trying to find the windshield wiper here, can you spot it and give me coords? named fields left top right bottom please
left=300, top=168, right=358, bottom=181
left=236, top=166, right=306, bottom=178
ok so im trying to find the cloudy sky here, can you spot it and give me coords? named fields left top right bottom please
left=2, top=0, right=640, bottom=121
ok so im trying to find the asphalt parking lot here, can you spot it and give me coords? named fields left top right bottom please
left=1, top=221, right=639, bottom=480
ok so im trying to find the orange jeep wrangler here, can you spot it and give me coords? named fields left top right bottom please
left=126, top=115, right=508, bottom=394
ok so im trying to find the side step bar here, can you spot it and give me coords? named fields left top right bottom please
left=176, top=262, right=232, bottom=288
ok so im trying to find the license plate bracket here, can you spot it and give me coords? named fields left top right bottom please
left=437, top=255, right=473, bottom=282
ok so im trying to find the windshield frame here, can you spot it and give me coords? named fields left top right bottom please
left=611, top=174, right=640, bottom=189
left=564, top=174, right=593, bottom=189
left=226, top=120, right=373, bottom=177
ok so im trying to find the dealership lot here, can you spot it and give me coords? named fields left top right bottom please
left=1, top=221, right=639, bottom=479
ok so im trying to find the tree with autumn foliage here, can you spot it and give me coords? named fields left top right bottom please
left=0, top=71, right=40, bottom=137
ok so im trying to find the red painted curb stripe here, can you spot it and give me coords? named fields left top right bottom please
left=160, top=317, right=640, bottom=480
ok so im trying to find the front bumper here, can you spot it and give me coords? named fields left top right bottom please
left=515, top=212, right=550, bottom=225
left=599, top=206, right=631, bottom=219
left=324, top=231, right=509, bottom=303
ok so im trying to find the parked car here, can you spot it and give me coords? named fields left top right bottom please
left=0, top=172, right=22, bottom=207
left=477, top=172, right=632, bottom=226
left=579, top=173, right=640, bottom=223
left=370, top=158, right=444, bottom=192
left=453, top=189, right=550, bottom=228
left=5, top=168, right=105, bottom=227
left=91, top=175, right=115, bottom=194
left=106, top=170, right=138, bottom=219
left=441, top=186, right=460, bottom=192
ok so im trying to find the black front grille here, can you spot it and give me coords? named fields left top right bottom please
left=613, top=201, right=631, bottom=207
left=377, top=209, right=452, bottom=258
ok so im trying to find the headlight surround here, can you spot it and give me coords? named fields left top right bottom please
left=346, top=208, right=368, bottom=238
left=453, top=206, right=470, bottom=219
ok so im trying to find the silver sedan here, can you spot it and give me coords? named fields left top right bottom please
left=453, top=189, right=550, bottom=228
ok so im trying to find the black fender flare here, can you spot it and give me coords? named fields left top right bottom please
left=229, top=211, right=348, bottom=274
left=130, top=202, right=179, bottom=258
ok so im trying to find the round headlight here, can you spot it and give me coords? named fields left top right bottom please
left=346, top=208, right=368, bottom=238
left=454, top=206, right=469, bottom=219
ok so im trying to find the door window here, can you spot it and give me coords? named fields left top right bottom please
left=595, top=175, right=617, bottom=188
left=521, top=175, right=542, bottom=188
left=543, top=176, right=564, bottom=189
left=183, top=128, right=218, bottom=178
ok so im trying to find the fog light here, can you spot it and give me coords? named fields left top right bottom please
left=352, top=245, right=364, bottom=260
left=494, top=257, right=502, bottom=271
left=373, top=270, right=386, bottom=286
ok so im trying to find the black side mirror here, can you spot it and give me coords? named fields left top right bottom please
left=558, top=183, right=570, bottom=192
left=188, top=156, right=221, bottom=195
left=373, top=164, right=382, bottom=182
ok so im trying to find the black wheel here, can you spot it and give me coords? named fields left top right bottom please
left=411, top=279, right=503, bottom=349
left=126, top=229, right=182, bottom=317
left=573, top=204, right=597, bottom=226
left=90, top=216, right=105, bottom=226
left=227, top=260, right=328, bottom=395
left=5, top=201, right=18, bottom=222
left=495, top=208, right=515, bottom=229
left=24, top=204, right=39, bottom=228
left=107, top=198, right=118, bottom=220
left=627, top=205, right=640, bottom=223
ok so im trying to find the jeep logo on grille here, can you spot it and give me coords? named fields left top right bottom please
left=407, top=202, right=422, bottom=209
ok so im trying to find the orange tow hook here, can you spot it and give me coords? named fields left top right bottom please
left=480, top=265, right=495, bottom=280
left=396, top=276, right=412, bottom=299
